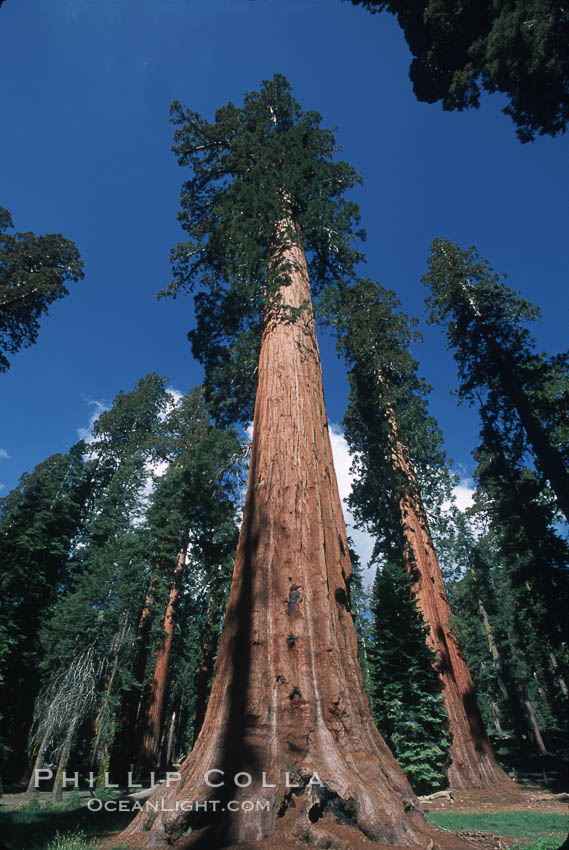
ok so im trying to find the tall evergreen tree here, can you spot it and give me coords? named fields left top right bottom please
left=423, top=237, right=569, bottom=524
left=123, top=75, right=440, bottom=849
left=0, top=442, right=91, bottom=779
left=348, top=0, right=569, bottom=142
left=322, top=277, right=507, bottom=788
left=0, top=205, right=84, bottom=372
left=472, top=416, right=569, bottom=737
left=132, top=389, right=241, bottom=777
left=368, top=561, right=450, bottom=795
left=35, top=375, right=171, bottom=786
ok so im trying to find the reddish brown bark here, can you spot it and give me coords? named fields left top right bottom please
left=390, top=420, right=509, bottom=789
left=122, top=227, right=438, bottom=847
left=136, top=544, right=187, bottom=775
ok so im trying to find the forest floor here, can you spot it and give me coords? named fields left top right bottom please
left=94, top=783, right=569, bottom=850
left=1, top=782, right=567, bottom=849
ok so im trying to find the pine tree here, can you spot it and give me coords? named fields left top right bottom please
left=472, top=419, right=569, bottom=742
left=35, top=375, right=171, bottom=786
left=423, top=238, right=569, bottom=524
left=0, top=205, right=84, bottom=371
left=368, top=561, right=451, bottom=794
left=133, top=390, right=242, bottom=777
left=122, top=75, right=440, bottom=848
left=443, top=508, right=567, bottom=758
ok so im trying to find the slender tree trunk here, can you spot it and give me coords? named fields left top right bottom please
left=52, top=715, right=79, bottom=801
left=122, top=224, right=440, bottom=847
left=90, top=619, right=127, bottom=778
left=490, top=700, right=503, bottom=736
left=165, top=710, right=178, bottom=768
left=549, top=650, right=568, bottom=697
left=193, top=589, right=226, bottom=741
left=388, top=414, right=508, bottom=789
left=26, top=726, right=51, bottom=794
left=111, top=584, right=157, bottom=781
left=136, top=542, right=187, bottom=775
left=525, top=698, right=548, bottom=756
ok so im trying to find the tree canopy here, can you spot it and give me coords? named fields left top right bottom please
left=0, top=205, right=84, bottom=372
left=164, top=73, right=364, bottom=425
left=423, top=237, right=569, bottom=523
left=348, top=0, right=569, bottom=142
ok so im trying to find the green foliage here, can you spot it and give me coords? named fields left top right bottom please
left=0, top=374, right=243, bottom=789
left=44, top=829, right=97, bottom=850
left=165, top=73, right=364, bottom=425
left=319, top=278, right=455, bottom=567
left=368, top=562, right=451, bottom=793
left=0, top=204, right=84, bottom=371
left=423, top=237, right=569, bottom=540
left=441, top=500, right=568, bottom=755
left=348, top=0, right=569, bottom=142
left=423, top=238, right=569, bottom=479
left=422, top=237, right=569, bottom=748
left=0, top=442, right=92, bottom=775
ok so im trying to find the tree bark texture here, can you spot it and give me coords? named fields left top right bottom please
left=122, top=228, right=435, bottom=847
left=390, top=421, right=508, bottom=789
left=136, top=544, right=187, bottom=775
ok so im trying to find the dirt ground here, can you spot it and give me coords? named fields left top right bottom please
left=97, top=782, right=569, bottom=850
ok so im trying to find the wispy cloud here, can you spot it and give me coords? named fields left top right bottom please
left=77, top=400, right=108, bottom=443
left=0, top=449, right=9, bottom=460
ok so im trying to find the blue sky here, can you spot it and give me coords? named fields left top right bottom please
left=1, top=0, right=568, bottom=528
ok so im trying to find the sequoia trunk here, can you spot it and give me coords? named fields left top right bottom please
left=136, top=543, right=187, bottom=775
left=122, top=227, right=439, bottom=847
left=390, top=418, right=508, bottom=789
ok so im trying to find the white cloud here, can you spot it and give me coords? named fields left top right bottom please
left=0, top=449, right=9, bottom=460
left=328, top=423, right=375, bottom=580
left=166, top=387, right=184, bottom=405
left=77, top=400, right=108, bottom=443
left=452, top=478, right=475, bottom=512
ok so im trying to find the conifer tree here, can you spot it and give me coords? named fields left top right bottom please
left=0, top=443, right=91, bottom=779
left=322, top=277, right=507, bottom=788
left=123, top=75, right=442, bottom=849
left=0, top=205, right=84, bottom=371
left=368, top=561, right=450, bottom=794
left=36, top=375, right=171, bottom=785
left=423, top=238, right=569, bottom=524
left=348, top=0, right=569, bottom=142
left=132, top=390, right=241, bottom=777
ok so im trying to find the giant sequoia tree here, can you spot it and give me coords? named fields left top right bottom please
left=348, top=0, right=569, bottom=142
left=122, top=75, right=449, bottom=849
left=322, top=279, right=507, bottom=789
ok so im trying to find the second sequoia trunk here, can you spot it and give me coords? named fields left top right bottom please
left=122, top=229, right=438, bottom=847
left=390, top=418, right=508, bottom=789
